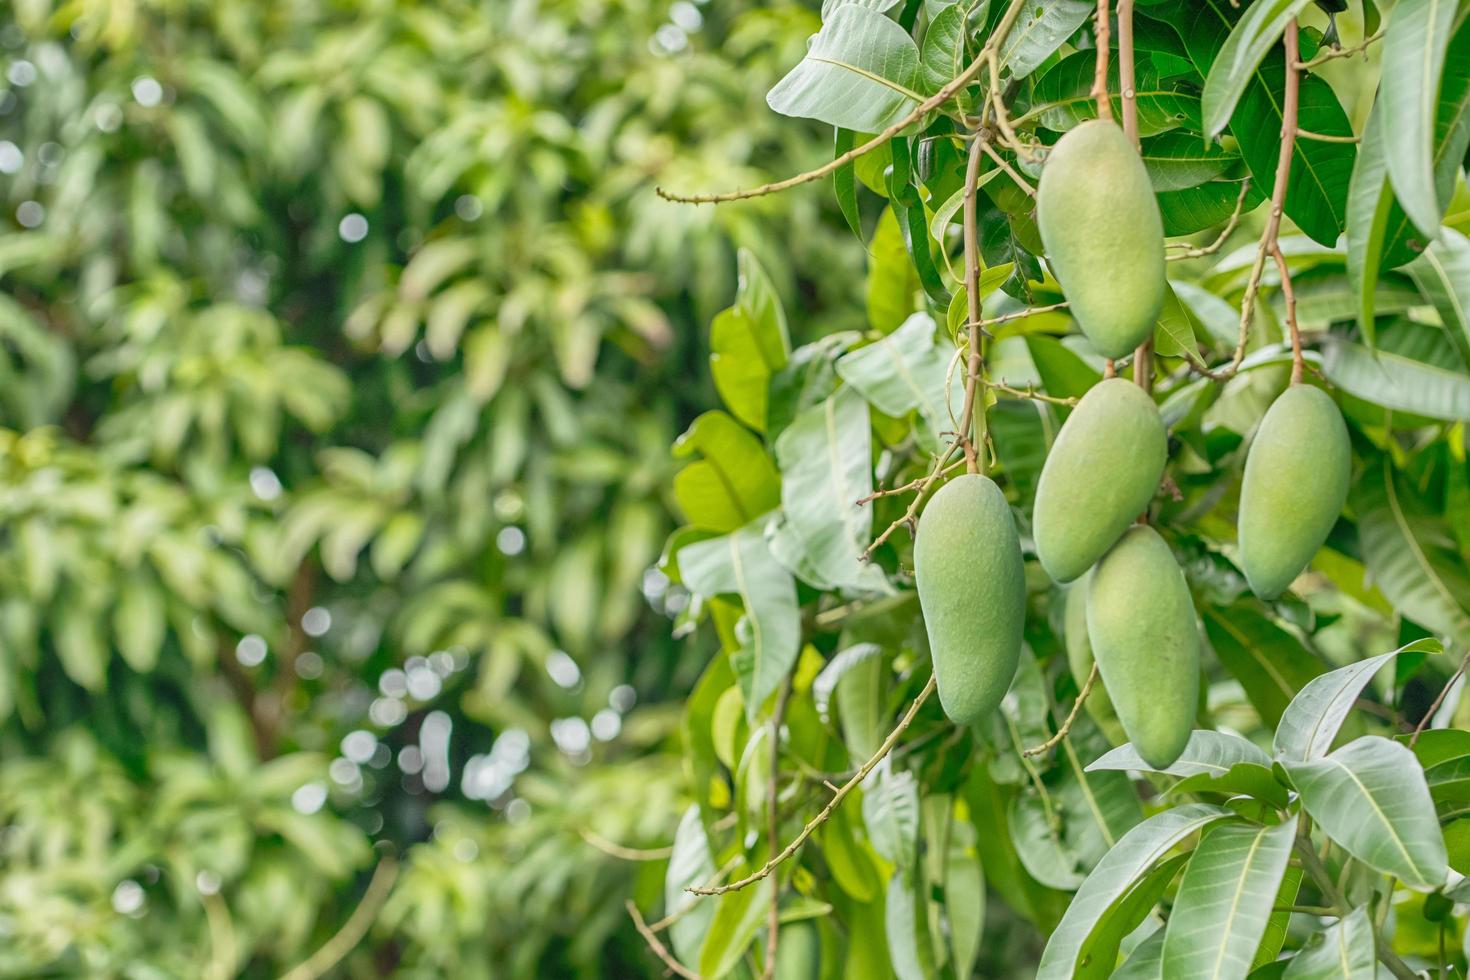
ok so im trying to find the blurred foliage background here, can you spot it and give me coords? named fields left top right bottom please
left=0, top=0, right=863, bottom=975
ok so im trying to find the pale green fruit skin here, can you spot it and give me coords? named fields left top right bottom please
left=1063, top=577, right=1121, bottom=739
left=1037, top=120, right=1166, bottom=359
left=1238, top=385, right=1351, bottom=599
left=1086, top=526, right=1200, bottom=769
left=915, top=474, right=1026, bottom=725
left=1033, top=378, right=1167, bottom=583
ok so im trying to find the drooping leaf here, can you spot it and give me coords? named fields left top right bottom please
left=1378, top=0, right=1461, bottom=239
left=672, top=411, right=781, bottom=532
left=1202, top=604, right=1324, bottom=729
left=1321, top=338, right=1470, bottom=422
left=1280, top=905, right=1378, bottom=979
left=665, top=806, right=718, bottom=965
left=1409, top=227, right=1470, bottom=368
left=884, top=870, right=936, bottom=980
left=836, top=312, right=963, bottom=449
left=999, top=0, right=1094, bottom=80
left=863, top=761, right=921, bottom=870
left=1160, top=817, right=1298, bottom=980
left=1200, top=0, right=1314, bottom=138
left=767, top=5, right=924, bottom=133
left=698, top=875, right=775, bottom=979
left=1089, top=730, right=1272, bottom=777
left=1283, top=735, right=1448, bottom=890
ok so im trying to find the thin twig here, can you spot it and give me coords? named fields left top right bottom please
left=1409, top=650, right=1470, bottom=748
left=1023, top=663, right=1099, bottom=757
left=762, top=682, right=792, bottom=980
left=655, top=0, right=1031, bottom=204
left=857, top=459, right=967, bottom=505
left=1295, top=28, right=1383, bottom=70
left=1273, top=244, right=1303, bottom=385
left=991, top=380, right=1079, bottom=406
left=627, top=901, right=702, bottom=980
left=1133, top=338, right=1153, bottom=392
left=959, top=136, right=990, bottom=475
left=1192, top=22, right=1299, bottom=382
left=1167, top=180, right=1252, bottom=260
left=860, top=444, right=961, bottom=559
left=1091, top=0, right=1113, bottom=122
left=1296, top=129, right=1359, bottom=143
left=647, top=858, right=740, bottom=933
left=979, top=140, right=1037, bottom=198
left=580, top=828, right=675, bottom=861
left=963, top=302, right=1070, bottom=334
left=687, top=675, right=938, bottom=896
left=279, top=857, right=400, bottom=980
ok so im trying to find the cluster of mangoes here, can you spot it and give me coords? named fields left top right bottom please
left=915, top=121, right=1351, bottom=768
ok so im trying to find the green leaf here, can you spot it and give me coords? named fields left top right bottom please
left=866, top=208, right=924, bottom=333
left=1089, top=730, right=1272, bottom=777
left=1283, top=735, right=1448, bottom=890
left=1409, top=227, right=1470, bottom=368
left=836, top=312, right=963, bottom=450
left=1273, top=639, right=1440, bottom=762
left=113, top=575, right=165, bottom=673
left=1378, top=0, right=1461, bottom=239
left=665, top=806, right=717, bottom=965
left=1251, top=863, right=1302, bottom=970
left=823, top=801, right=883, bottom=901
left=767, top=5, right=924, bottom=133
left=1153, top=284, right=1206, bottom=365
left=680, top=523, right=801, bottom=719
left=884, top=871, right=936, bottom=980
left=1321, top=339, right=1470, bottom=422
left=1344, top=100, right=1395, bottom=345
left=1202, top=604, right=1323, bottom=729
left=699, top=876, right=775, bottom=978
left=1200, top=0, right=1314, bottom=138
left=773, top=387, right=890, bottom=593
left=1280, top=905, right=1377, bottom=979
left=1000, top=0, right=1093, bottom=80
left=945, top=821, right=985, bottom=979
left=920, top=4, right=968, bottom=95
left=1157, top=179, right=1263, bottom=237
left=1027, top=53, right=1202, bottom=136
left=672, top=411, right=781, bottom=533
left=1160, top=817, right=1297, bottom=980
left=813, top=642, right=886, bottom=759
left=1353, top=457, right=1470, bottom=644
left=834, top=129, right=865, bottom=240
left=1010, top=790, right=1086, bottom=890
left=1113, top=928, right=1165, bottom=980
left=863, top=761, right=920, bottom=870
left=1035, top=804, right=1235, bottom=979
left=1140, top=132, right=1239, bottom=192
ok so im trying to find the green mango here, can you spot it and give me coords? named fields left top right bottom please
left=1063, top=577, right=1124, bottom=743
left=1037, top=120, right=1166, bottom=359
left=1086, top=526, right=1199, bottom=769
left=1238, top=384, right=1351, bottom=599
left=915, top=474, right=1025, bottom=725
left=1033, top=378, right=1167, bottom=584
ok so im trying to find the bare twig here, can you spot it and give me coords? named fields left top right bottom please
left=627, top=901, right=702, bottom=980
left=963, top=302, right=1070, bottom=334
left=857, top=459, right=967, bottom=505
left=1272, top=244, right=1303, bottom=385
left=1167, top=180, right=1252, bottom=260
left=1295, top=28, right=1383, bottom=70
left=1104, top=358, right=1118, bottom=379
left=1409, top=650, right=1470, bottom=749
left=687, top=676, right=938, bottom=896
left=991, top=380, right=1079, bottom=406
left=279, top=857, right=400, bottom=980
left=860, top=443, right=962, bottom=559
left=1023, top=663, right=1099, bottom=757
left=655, top=0, right=1031, bottom=204
left=1091, top=0, right=1113, bottom=122
left=647, top=857, right=742, bottom=933
left=1191, top=23, right=1299, bottom=382
left=979, top=140, right=1037, bottom=198
left=1296, top=129, right=1360, bottom=144
left=580, top=828, right=675, bottom=861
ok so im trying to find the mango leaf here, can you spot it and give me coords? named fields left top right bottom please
left=680, top=523, right=801, bottom=719
left=885, top=870, right=935, bottom=980
left=1200, top=0, right=1314, bottom=138
left=1027, top=53, right=1202, bottom=136
left=1035, top=804, right=1235, bottom=979
left=1140, top=132, right=1239, bottom=192
left=1113, top=927, right=1165, bottom=980
left=1345, top=100, right=1395, bottom=345
left=672, top=411, right=781, bottom=532
left=773, top=387, right=890, bottom=593
left=1251, top=863, right=1302, bottom=970
left=1057, top=735, right=1144, bottom=871
left=665, top=806, right=717, bottom=965
left=1160, top=816, right=1297, bottom=980
left=863, top=761, right=920, bottom=870
left=1280, top=905, right=1377, bottom=979
left=945, top=822, right=985, bottom=980
left=866, top=208, right=923, bottom=333
left=710, top=250, right=791, bottom=431
left=1321, top=339, right=1470, bottom=422
left=836, top=313, right=962, bottom=449
left=1157, top=179, right=1264, bottom=237
left=1283, top=735, right=1448, bottom=890
left=1378, top=0, right=1461, bottom=239
left=1011, top=791, right=1086, bottom=890
left=999, top=0, right=1093, bottom=80
left=1202, top=604, right=1323, bottom=728
left=698, top=875, right=775, bottom=979
left=1353, top=458, right=1470, bottom=645
left=1089, top=730, right=1272, bottom=777
left=919, top=4, right=968, bottom=95
left=1409, top=227, right=1470, bottom=368
left=1273, top=639, right=1440, bottom=762
left=1153, top=283, right=1206, bottom=365
left=767, top=5, right=923, bottom=133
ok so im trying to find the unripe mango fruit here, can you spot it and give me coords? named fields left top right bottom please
left=1033, top=378, right=1167, bottom=583
left=1037, top=120, right=1166, bottom=359
left=1086, top=526, right=1200, bottom=769
left=1063, top=577, right=1122, bottom=741
left=1238, top=385, right=1351, bottom=599
left=915, top=474, right=1025, bottom=725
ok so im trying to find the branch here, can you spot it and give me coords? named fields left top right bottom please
left=1191, top=22, right=1299, bottom=383
left=762, top=682, right=793, bottom=980
left=1295, top=28, right=1383, bottom=70
left=627, top=900, right=702, bottom=980
left=980, top=140, right=1036, bottom=198
left=1409, top=650, right=1470, bottom=748
left=1091, top=0, right=1113, bottom=123
left=990, top=379, right=1079, bottom=406
left=280, top=856, right=400, bottom=980
left=860, top=444, right=961, bottom=560
left=655, top=0, right=1032, bottom=204
left=1117, top=0, right=1138, bottom=145
left=1272, top=244, right=1303, bottom=385
left=687, top=675, right=938, bottom=896
left=1296, top=129, right=1359, bottom=144
left=1022, top=663, right=1099, bottom=758
left=857, top=458, right=967, bottom=505
left=1167, top=180, right=1252, bottom=260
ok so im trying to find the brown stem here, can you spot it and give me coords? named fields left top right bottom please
left=1192, top=21, right=1299, bottom=383
left=959, top=136, right=989, bottom=476
left=1132, top=338, right=1153, bottom=392
left=1296, top=28, right=1384, bottom=70
left=1117, top=0, right=1138, bottom=145
left=687, top=676, right=938, bottom=896
left=627, top=901, right=702, bottom=980
left=1022, top=663, right=1099, bottom=758
left=1273, top=245, right=1303, bottom=385
left=655, top=0, right=1032, bottom=205
left=1167, top=180, right=1252, bottom=260
left=860, top=445, right=962, bottom=560
left=1409, top=650, right=1470, bottom=748
left=1103, top=359, right=1118, bottom=379
left=1091, top=0, right=1113, bottom=122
